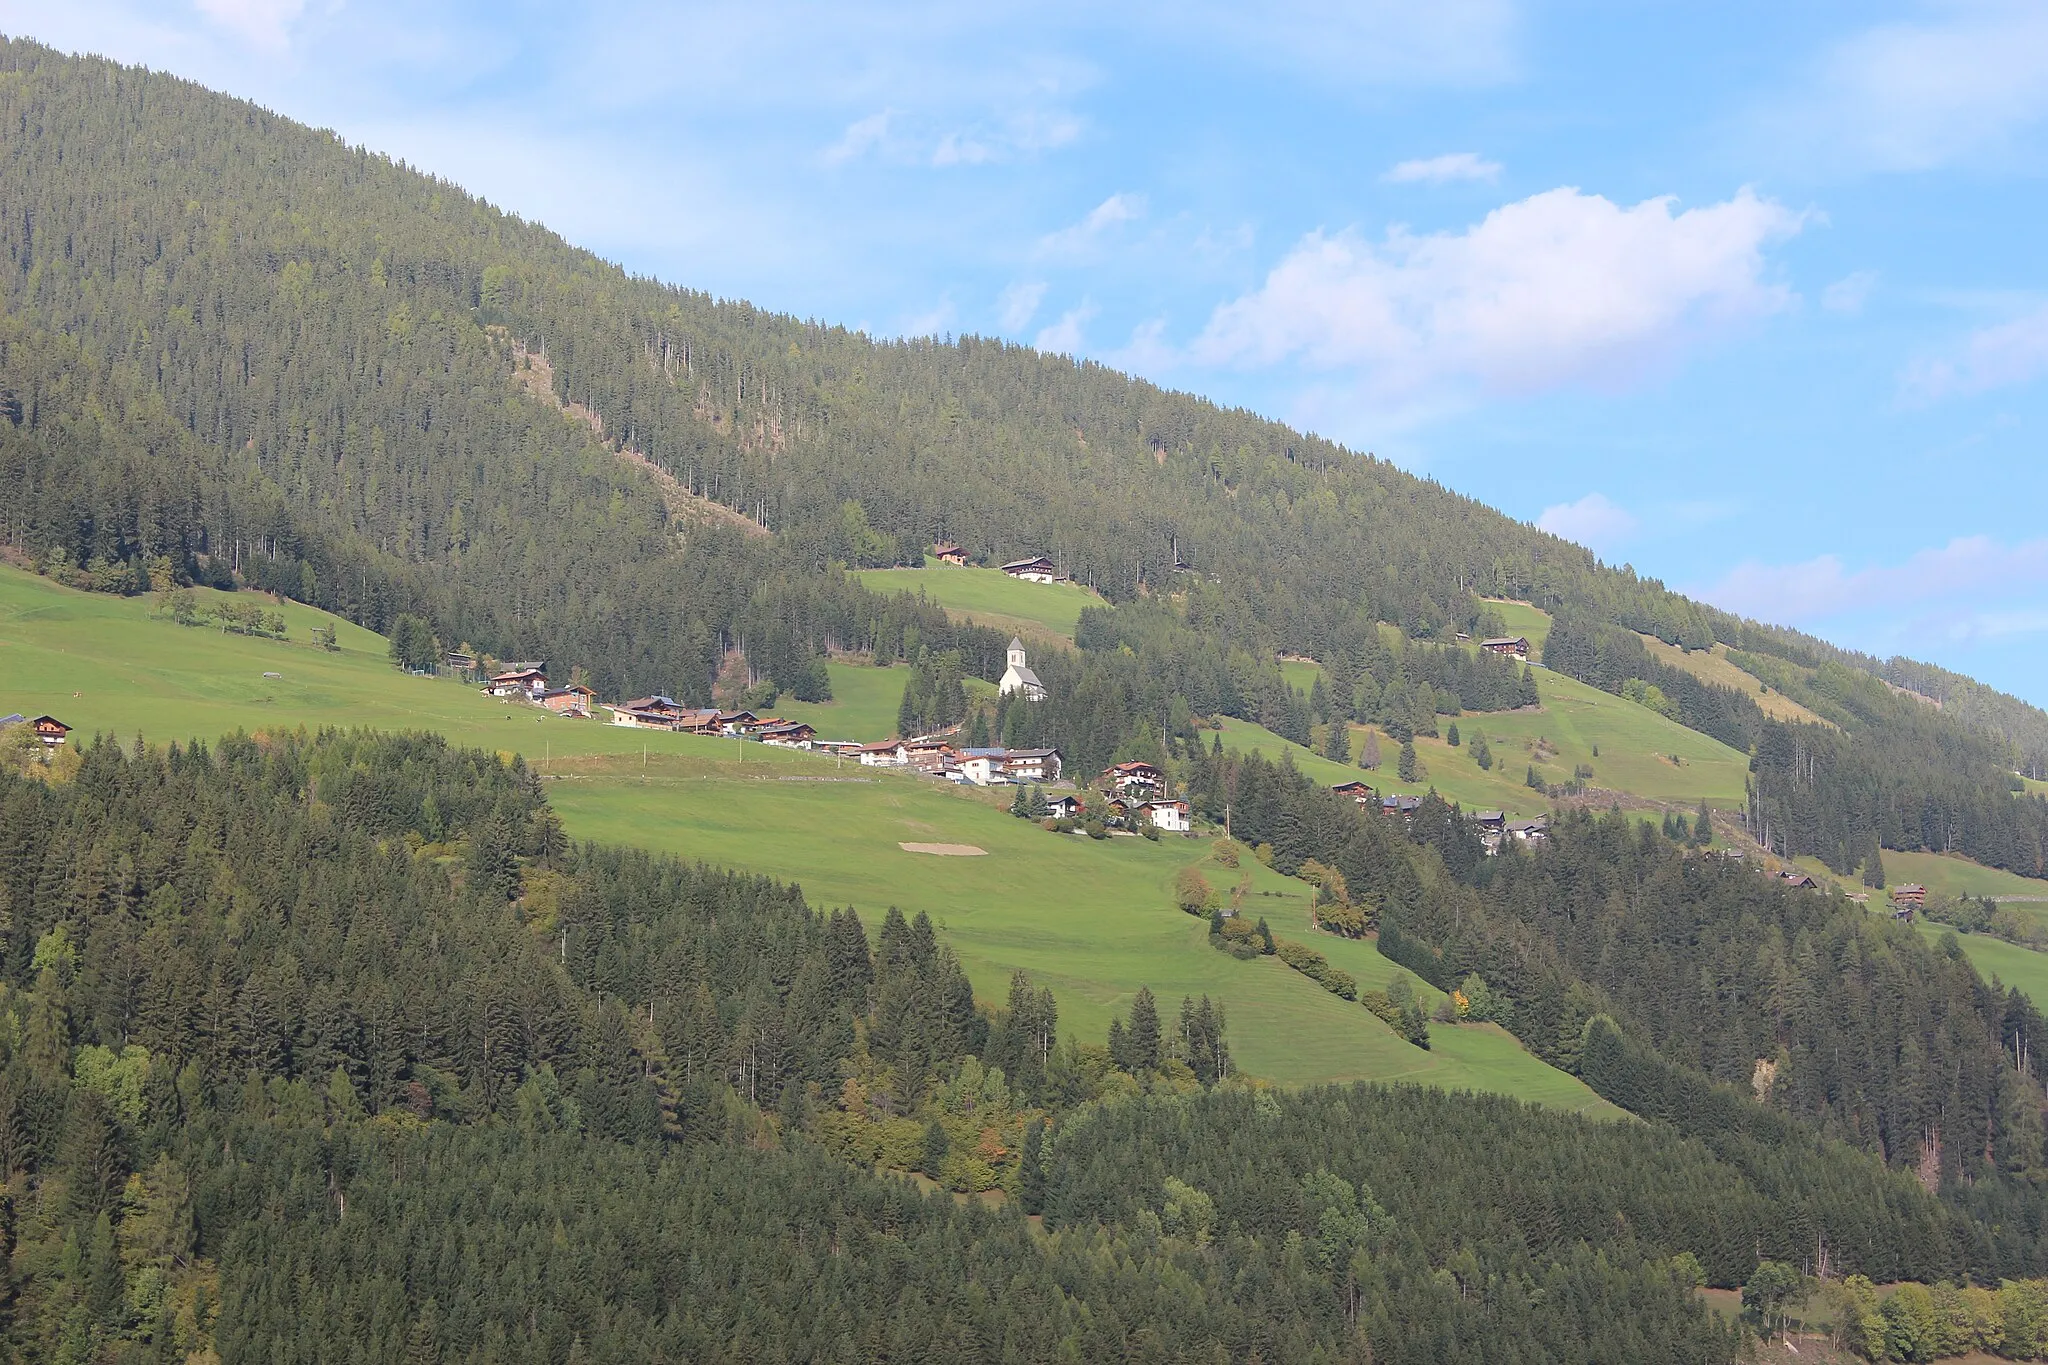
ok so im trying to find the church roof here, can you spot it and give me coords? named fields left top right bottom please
left=1009, top=636, right=1025, bottom=650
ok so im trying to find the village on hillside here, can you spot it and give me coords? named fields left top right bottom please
left=465, top=631, right=1199, bottom=836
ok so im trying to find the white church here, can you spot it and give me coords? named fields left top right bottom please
left=999, top=637, right=1046, bottom=701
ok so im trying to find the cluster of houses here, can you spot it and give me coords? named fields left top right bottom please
left=0, top=713, right=71, bottom=749
left=1329, top=779, right=1546, bottom=852
left=849, top=735, right=1062, bottom=785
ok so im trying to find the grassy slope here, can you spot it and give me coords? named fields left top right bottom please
left=1486, top=600, right=1554, bottom=651
left=1913, top=922, right=2048, bottom=1012
left=768, top=662, right=910, bottom=743
left=851, top=563, right=1103, bottom=643
left=1789, top=849, right=2048, bottom=905
left=1217, top=662, right=1750, bottom=817
left=1636, top=634, right=1832, bottom=728
left=0, top=565, right=1608, bottom=1104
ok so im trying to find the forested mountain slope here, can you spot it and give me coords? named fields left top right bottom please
left=0, top=729, right=1766, bottom=1362
left=0, top=35, right=2043, bottom=862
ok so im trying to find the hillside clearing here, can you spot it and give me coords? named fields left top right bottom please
left=852, top=563, right=1101, bottom=643
left=1637, top=634, right=1832, bottom=727
left=0, top=564, right=1606, bottom=1105
left=1216, top=659, right=1749, bottom=815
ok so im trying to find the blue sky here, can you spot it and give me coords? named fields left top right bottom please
left=18, top=0, right=2048, bottom=704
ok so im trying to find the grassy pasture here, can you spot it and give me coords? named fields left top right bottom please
left=852, top=563, right=1102, bottom=643
left=0, top=565, right=1610, bottom=1104
left=1794, top=848, right=2048, bottom=902
left=768, top=662, right=909, bottom=743
left=1216, top=661, right=1749, bottom=816
left=1484, top=600, right=1553, bottom=652
left=1636, top=635, right=1831, bottom=728
left=1913, top=923, right=2048, bottom=1011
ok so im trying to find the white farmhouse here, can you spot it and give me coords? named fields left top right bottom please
left=1000, top=556, right=1058, bottom=584
left=999, top=637, right=1047, bottom=701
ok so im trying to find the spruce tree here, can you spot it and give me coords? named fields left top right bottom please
left=1019, top=1120, right=1047, bottom=1215
left=1128, top=988, right=1161, bottom=1073
left=1398, top=741, right=1419, bottom=783
left=920, top=1118, right=949, bottom=1180
left=1361, top=731, right=1381, bottom=770
left=1446, top=722, right=1460, bottom=747
left=1323, top=719, right=1351, bottom=764
left=1695, top=799, right=1714, bottom=847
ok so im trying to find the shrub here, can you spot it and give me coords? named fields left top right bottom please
left=1274, top=938, right=1357, bottom=1000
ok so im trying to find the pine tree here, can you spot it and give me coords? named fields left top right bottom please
left=1019, top=1120, right=1047, bottom=1214
left=1322, top=718, right=1350, bottom=764
left=921, top=1118, right=950, bottom=1179
left=1128, top=988, right=1161, bottom=1073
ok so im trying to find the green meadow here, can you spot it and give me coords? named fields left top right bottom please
left=767, top=661, right=911, bottom=743
left=1216, top=657, right=1749, bottom=818
left=1486, top=600, right=1554, bottom=651
left=1800, top=848, right=2048, bottom=903
left=852, top=562, right=1102, bottom=643
left=1913, top=923, right=2048, bottom=1012
left=0, top=565, right=1611, bottom=1105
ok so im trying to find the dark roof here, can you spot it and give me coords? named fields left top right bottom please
left=1480, top=637, right=1529, bottom=648
left=1000, top=556, right=1054, bottom=571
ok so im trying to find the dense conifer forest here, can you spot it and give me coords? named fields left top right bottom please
left=0, top=36, right=2040, bottom=864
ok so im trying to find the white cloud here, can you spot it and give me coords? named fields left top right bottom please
left=194, top=0, right=305, bottom=50
left=896, top=298, right=957, bottom=339
left=1036, top=192, right=1146, bottom=258
left=1383, top=152, right=1502, bottom=185
left=1105, top=318, right=1176, bottom=376
left=1700, top=536, right=2048, bottom=624
left=997, top=281, right=1047, bottom=333
left=1192, top=186, right=1804, bottom=401
left=823, top=111, right=893, bottom=165
left=1035, top=300, right=1098, bottom=354
left=932, top=131, right=996, bottom=166
left=1920, top=607, right=2048, bottom=646
left=1763, top=0, right=2048, bottom=172
left=1537, top=493, right=1638, bottom=554
left=1822, top=270, right=1877, bottom=315
left=1904, top=303, right=2048, bottom=400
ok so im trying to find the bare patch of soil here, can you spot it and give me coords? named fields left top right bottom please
left=898, top=842, right=988, bottom=857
